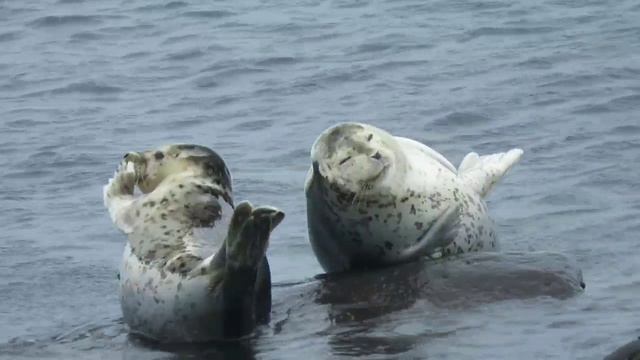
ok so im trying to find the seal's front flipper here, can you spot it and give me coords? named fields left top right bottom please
left=392, top=204, right=461, bottom=263
left=458, top=148, right=523, bottom=198
left=103, top=160, right=139, bottom=234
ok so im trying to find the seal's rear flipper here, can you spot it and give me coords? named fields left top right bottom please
left=458, top=148, right=523, bottom=198
left=213, top=202, right=283, bottom=338
left=225, top=202, right=285, bottom=270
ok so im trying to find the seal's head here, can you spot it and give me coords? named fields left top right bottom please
left=123, top=144, right=232, bottom=194
left=310, top=122, right=405, bottom=196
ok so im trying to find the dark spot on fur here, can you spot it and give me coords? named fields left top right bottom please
left=367, top=134, right=373, bottom=141
left=400, top=196, right=409, bottom=203
left=339, top=156, right=352, bottom=165
left=371, top=151, right=381, bottom=160
left=384, top=241, right=393, bottom=250
left=410, top=204, right=416, bottom=215
left=415, top=222, right=423, bottom=230
left=154, top=151, right=164, bottom=160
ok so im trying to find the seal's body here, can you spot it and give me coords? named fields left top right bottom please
left=104, top=144, right=283, bottom=342
left=305, top=123, right=522, bottom=273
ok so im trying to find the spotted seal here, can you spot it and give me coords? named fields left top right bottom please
left=103, top=144, right=284, bottom=342
left=305, top=122, right=523, bottom=273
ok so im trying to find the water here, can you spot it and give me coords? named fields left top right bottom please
left=1, top=0, right=639, bottom=358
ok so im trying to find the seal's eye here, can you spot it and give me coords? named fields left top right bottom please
left=371, top=151, right=382, bottom=160
left=154, top=151, right=164, bottom=160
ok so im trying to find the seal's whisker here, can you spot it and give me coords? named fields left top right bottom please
left=352, top=183, right=369, bottom=208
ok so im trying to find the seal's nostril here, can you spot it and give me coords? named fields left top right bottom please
left=339, top=156, right=352, bottom=165
left=272, top=211, right=285, bottom=226
left=372, top=151, right=382, bottom=160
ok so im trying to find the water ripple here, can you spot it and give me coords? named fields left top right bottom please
left=182, top=10, right=236, bottom=19
left=28, top=15, right=105, bottom=28
left=25, top=81, right=124, bottom=97
left=460, top=26, right=558, bottom=42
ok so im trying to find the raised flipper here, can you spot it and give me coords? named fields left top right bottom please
left=103, top=160, right=138, bottom=234
left=224, top=202, right=285, bottom=270
left=207, top=201, right=284, bottom=338
left=458, top=148, right=524, bottom=198
left=208, top=201, right=284, bottom=288
left=388, top=203, right=461, bottom=264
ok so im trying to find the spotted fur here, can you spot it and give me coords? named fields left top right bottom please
left=104, top=144, right=284, bottom=342
left=305, top=122, right=523, bottom=273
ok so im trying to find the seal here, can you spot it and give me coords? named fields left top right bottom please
left=305, top=122, right=523, bottom=273
left=103, top=144, right=284, bottom=342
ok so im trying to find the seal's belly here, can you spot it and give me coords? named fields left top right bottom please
left=308, top=158, right=498, bottom=270
left=119, top=244, right=224, bottom=342
left=382, top=151, right=498, bottom=256
left=329, top=187, right=497, bottom=261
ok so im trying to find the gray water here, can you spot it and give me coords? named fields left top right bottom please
left=1, top=0, right=639, bottom=359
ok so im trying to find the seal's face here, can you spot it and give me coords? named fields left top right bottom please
left=124, top=144, right=232, bottom=194
left=311, top=122, right=400, bottom=195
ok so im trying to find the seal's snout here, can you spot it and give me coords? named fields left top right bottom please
left=270, top=210, right=285, bottom=228
left=123, top=151, right=145, bottom=165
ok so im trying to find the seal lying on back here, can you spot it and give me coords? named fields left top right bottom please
left=305, top=122, right=523, bottom=273
left=103, top=144, right=284, bottom=342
